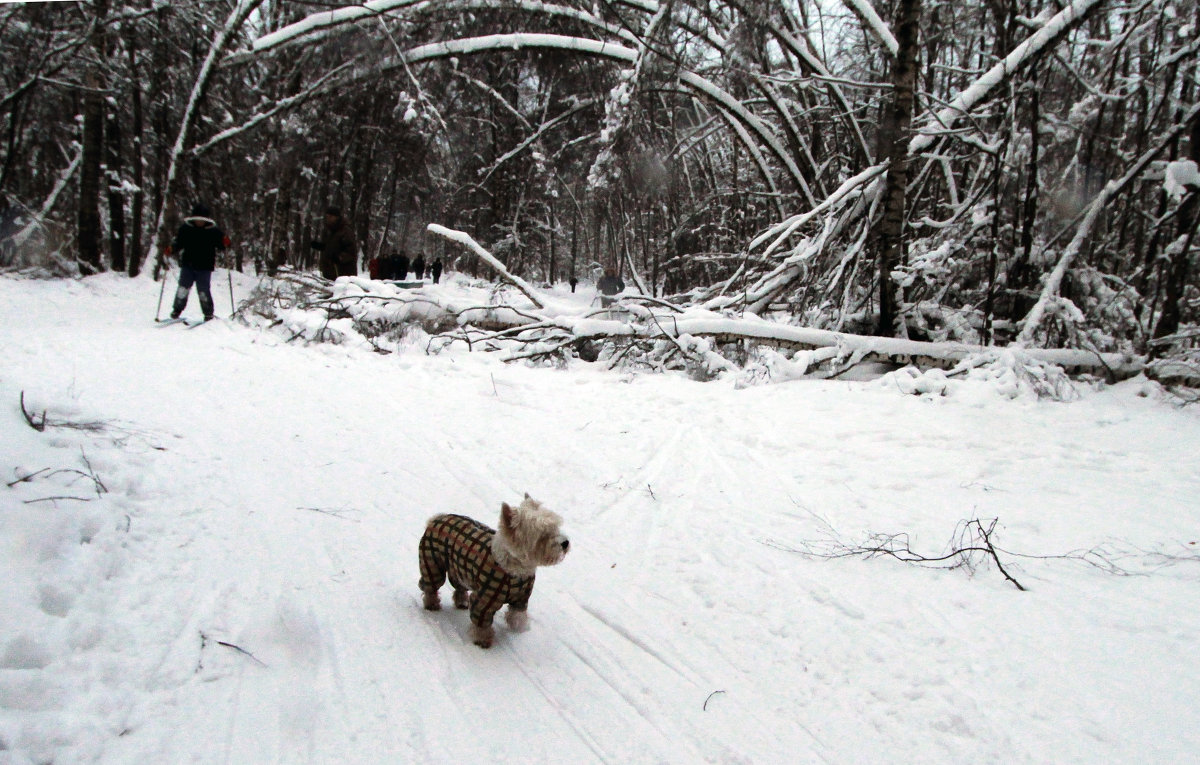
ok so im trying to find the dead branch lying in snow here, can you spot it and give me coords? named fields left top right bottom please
left=766, top=518, right=1029, bottom=591
left=19, top=392, right=165, bottom=449
left=766, top=517, right=1200, bottom=591
left=20, top=391, right=121, bottom=434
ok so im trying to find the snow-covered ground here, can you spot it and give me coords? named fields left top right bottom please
left=1, top=271, right=1198, bottom=764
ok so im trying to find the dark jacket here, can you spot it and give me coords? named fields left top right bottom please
left=171, top=217, right=228, bottom=271
left=312, top=217, right=357, bottom=279
left=597, top=273, right=624, bottom=296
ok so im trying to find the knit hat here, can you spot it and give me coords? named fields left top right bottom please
left=191, top=202, right=211, bottom=217
left=325, top=206, right=342, bottom=217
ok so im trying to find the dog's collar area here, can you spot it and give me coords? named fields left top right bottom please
left=491, top=541, right=538, bottom=578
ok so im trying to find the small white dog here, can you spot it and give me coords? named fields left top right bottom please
left=419, top=494, right=569, bottom=648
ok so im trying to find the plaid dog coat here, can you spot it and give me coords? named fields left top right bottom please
left=419, top=514, right=536, bottom=628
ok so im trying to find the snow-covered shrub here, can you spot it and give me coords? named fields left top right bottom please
left=0, top=211, right=76, bottom=276
left=903, top=301, right=985, bottom=344
left=1062, top=266, right=1140, bottom=350
left=592, top=332, right=731, bottom=381
left=1145, top=326, right=1200, bottom=395
left=879, top=350, right=1079, bottom=401
left=878, top=366, right=951, bottom=396
left=240, top=271, right=457, bottom=352
left=1016, top=292, right=1091, bottom=350
left=734, top=346, right=841, bottom=387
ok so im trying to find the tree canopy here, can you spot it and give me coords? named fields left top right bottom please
left=1, top=0, right=1198, bottom=364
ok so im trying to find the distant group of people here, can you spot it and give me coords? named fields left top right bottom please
left=371, top=251, right=443, bottom=283
left=310, top=205, right=446, bottom=283
left=166, top=203, right=627, bottom=319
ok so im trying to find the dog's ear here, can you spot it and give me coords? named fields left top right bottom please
left=524, top=492, right=532, bottom=501
left=501, top=502, right=518, bottom=534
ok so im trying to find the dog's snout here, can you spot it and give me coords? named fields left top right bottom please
left=561, top=539, right=570, bottom=551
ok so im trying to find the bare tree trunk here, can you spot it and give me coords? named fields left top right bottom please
left=379, top=151, right=402, bottom=257
left=1153, top=105, right=1200, bottom=344
left=77, top=0, right=109, bottom=274
left=874, top=0, right=922, bottom=335
left=996, top=71, right=1042, bottom=331
left=149, top=3, right=171, bottom=245
left=548, top=198, right=557, bottom=283
left=1153, top=191, right=1200, bottom=347
left=126, top=21, right=146, bottom=277
left=1151, top=38, right=1200, bottom=345
left=105, top=29, right=126, bottom=275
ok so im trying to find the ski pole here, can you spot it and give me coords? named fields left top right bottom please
left=155, top=264, right=170, bottom=321
left=227, top=266, right=235, bottom=318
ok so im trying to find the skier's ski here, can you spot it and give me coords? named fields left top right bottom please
left=154, top=317, right=187, bottom=328
left=184, top=317, right=216, bottom=328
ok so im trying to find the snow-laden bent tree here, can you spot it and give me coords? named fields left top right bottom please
left=1, top=0, right=1197, bottom=381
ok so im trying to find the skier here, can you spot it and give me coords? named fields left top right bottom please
left=167, top=203, right=229, bottom=322
left=431, top=258, right=443, bottom=284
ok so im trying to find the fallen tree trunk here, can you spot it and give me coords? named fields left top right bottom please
left=256, top=228, right=1144, bottom=381
left=418, top=225, right=1142, bottom=379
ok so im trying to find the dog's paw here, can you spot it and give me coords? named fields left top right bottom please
left=422, top=591, right=441, bottom=611
left=452, top=589, right=470, bottom=610
left=505, top=608, right=530, bottom=633
left=470, top=624, right=495, bottom=648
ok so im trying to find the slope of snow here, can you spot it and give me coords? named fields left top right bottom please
left=1, top=272, right=1198, bottom=763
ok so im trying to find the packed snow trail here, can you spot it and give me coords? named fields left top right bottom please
left=2, top=273, right=1199, bottom=763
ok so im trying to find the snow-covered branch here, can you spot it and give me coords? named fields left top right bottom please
left=427, top=224, right=547, bottom=309
left=190, top=63, right=353, bottom=156
left=1016, top=97, right=1200, bottom=346
left=147, top=0, right=266, bottom=275
left=841, top=0, right=899, bottom=57
left=909, top=0, right=1105, bottom=156
left=9, top=148, right=81, bottom=253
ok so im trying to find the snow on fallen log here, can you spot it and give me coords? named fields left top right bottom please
left=276, top=229, right=1142, bottom=381
left=429, top=224, right=1140, bottom=378
left=663, top=315, right=1141, bottom=378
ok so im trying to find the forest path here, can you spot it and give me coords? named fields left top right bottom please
left=2, top=274, right=1199, bottom=763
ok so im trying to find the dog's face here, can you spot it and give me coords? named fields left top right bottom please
left=499, top=494, right=570, bottom=567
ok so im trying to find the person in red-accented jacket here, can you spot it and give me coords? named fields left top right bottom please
left=166, top=202, right=229, bottom=321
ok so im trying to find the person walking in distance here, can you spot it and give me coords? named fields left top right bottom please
left=167, top=202, right=229, bottom=321
left=310, top=206, right=357, bottom=279
left=597, top=267, right=625, bottom=317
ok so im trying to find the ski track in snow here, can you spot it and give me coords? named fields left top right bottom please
left=1, top=273, right=1199, bottom=763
